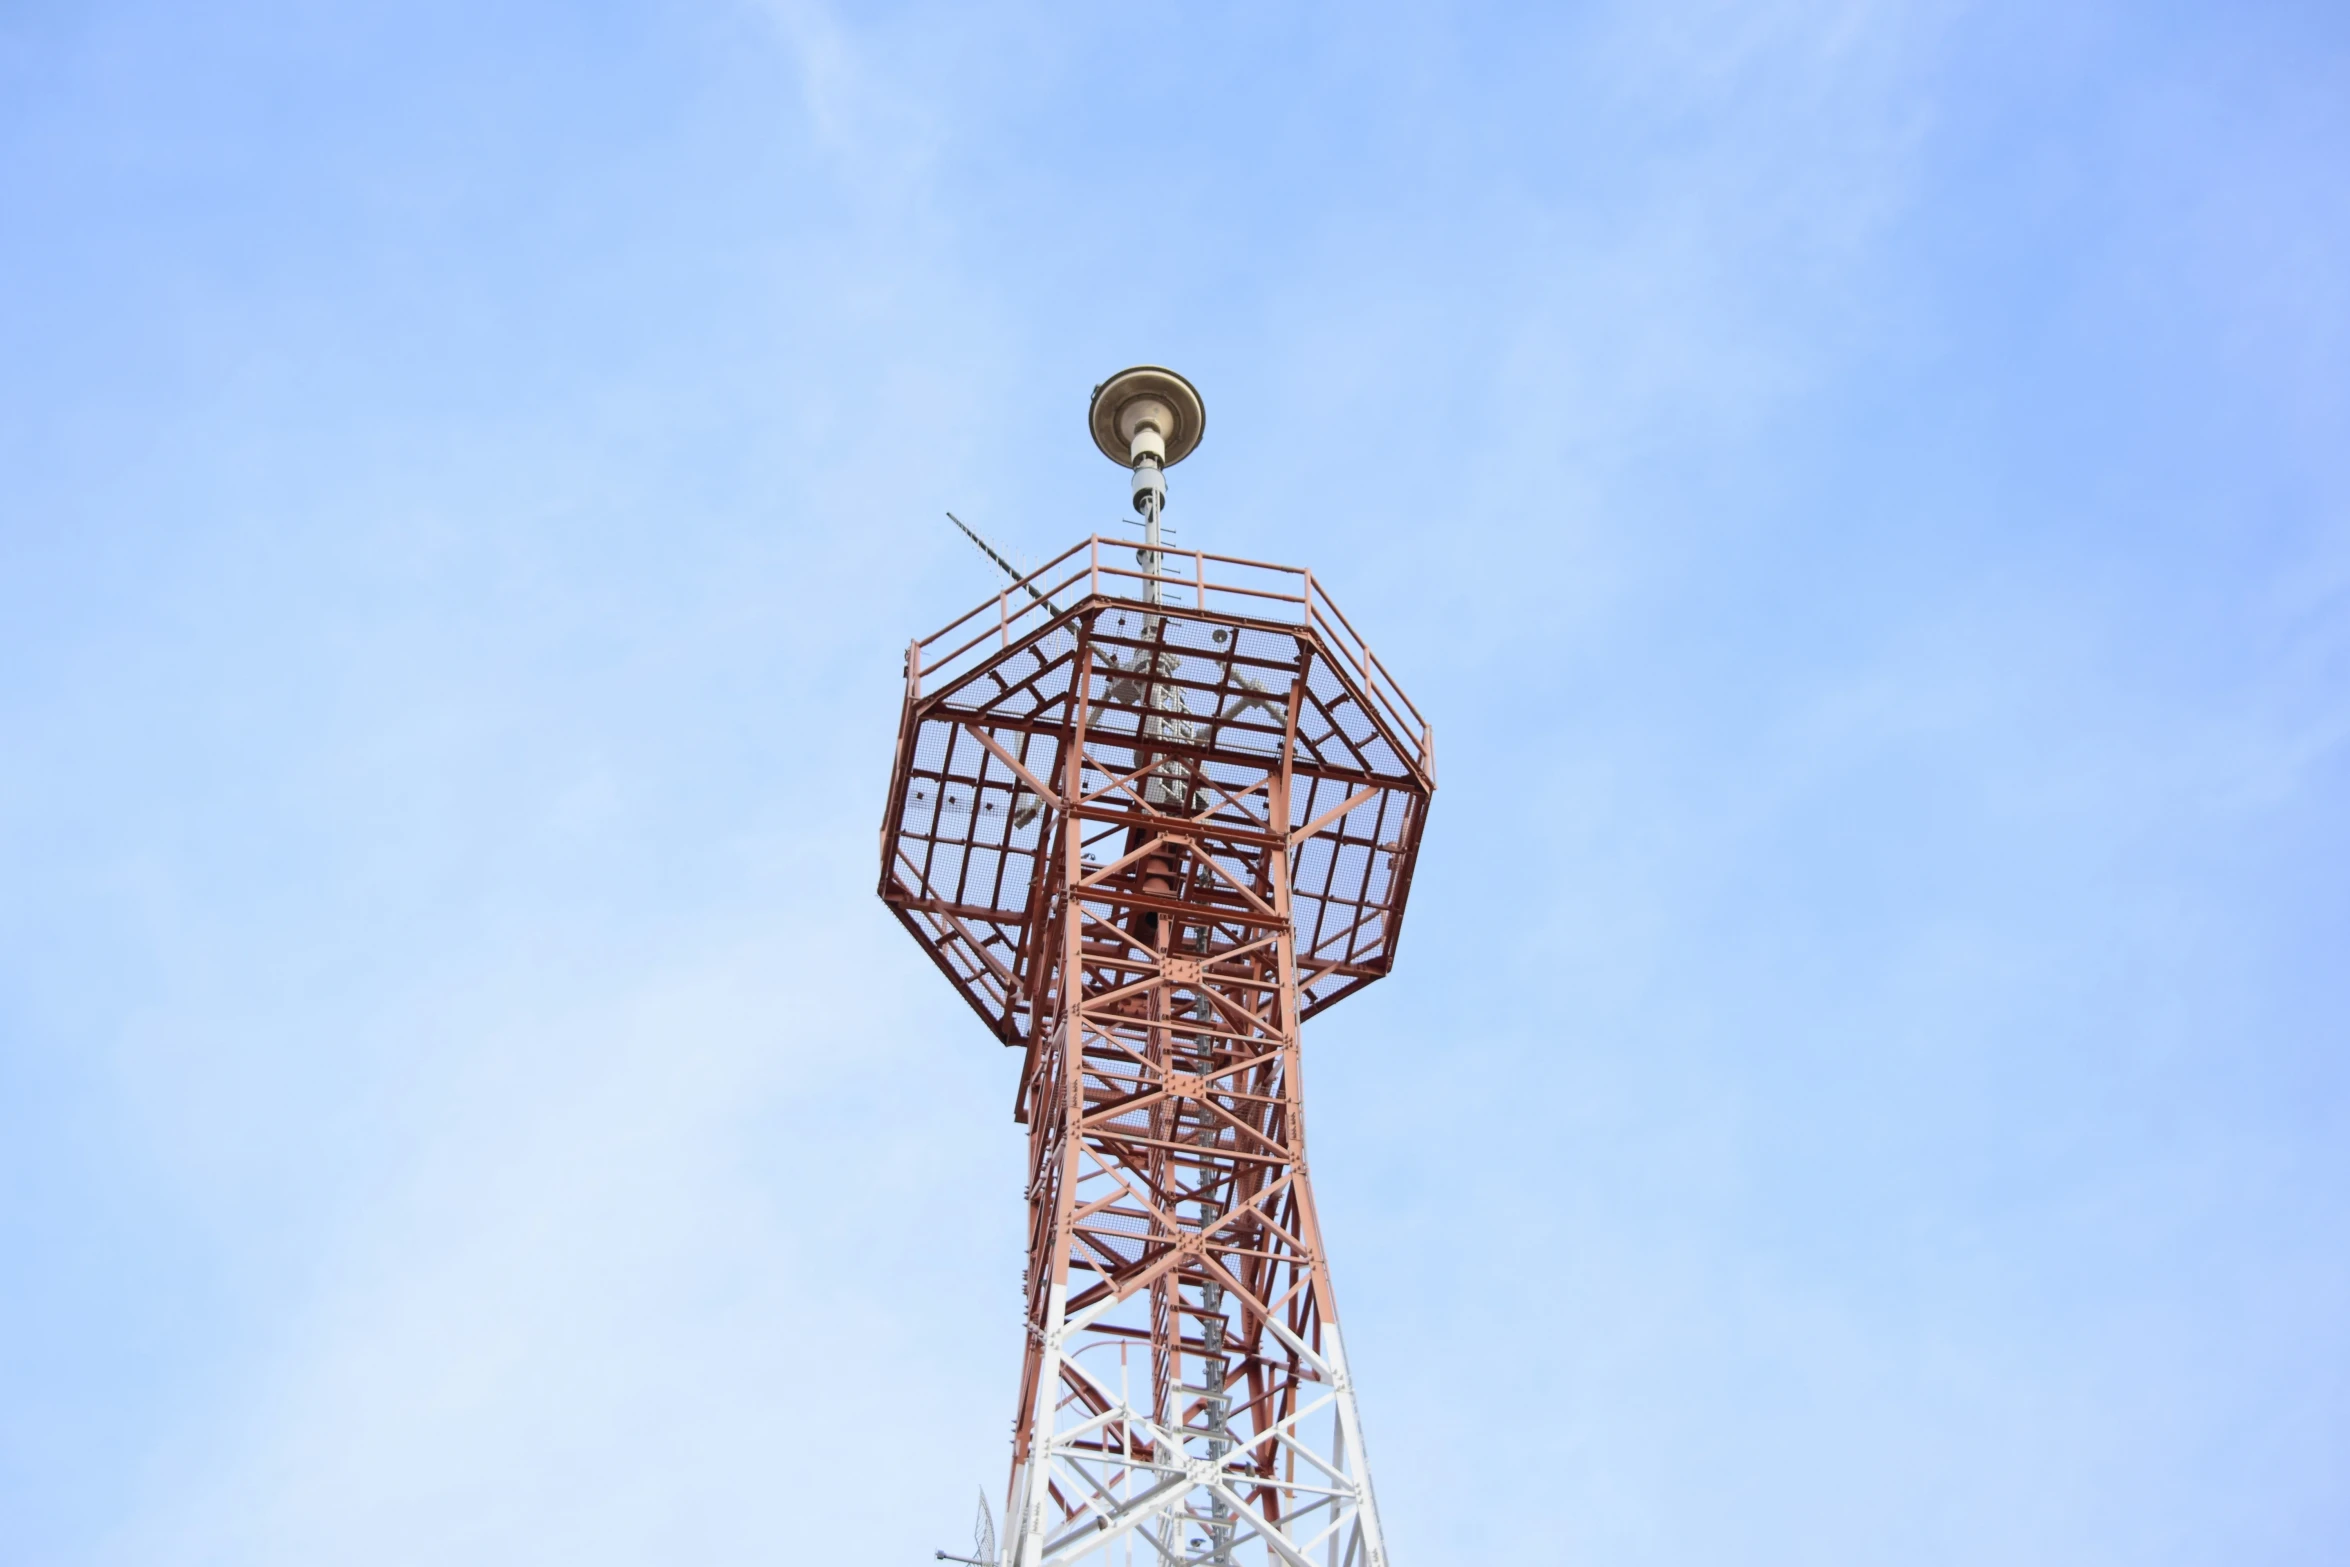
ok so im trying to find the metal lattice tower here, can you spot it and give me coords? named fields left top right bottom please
left=883, top=369, right=1435, bottom=1567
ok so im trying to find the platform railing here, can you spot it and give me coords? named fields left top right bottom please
left=906, top=535, right=1433, bottom=776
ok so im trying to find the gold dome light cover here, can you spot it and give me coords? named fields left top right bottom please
left=1087, top=364, right=1206, bottom=468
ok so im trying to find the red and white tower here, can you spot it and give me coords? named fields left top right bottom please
left=881, top=369, right=1435, bottom=1567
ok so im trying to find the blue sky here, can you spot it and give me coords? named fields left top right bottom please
left=2, top=2, right=2345, bottom=1562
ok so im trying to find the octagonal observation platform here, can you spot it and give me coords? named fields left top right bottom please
left=879, top=534, right=1435, bottom=1054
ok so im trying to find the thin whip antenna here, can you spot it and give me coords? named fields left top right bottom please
left=947, top=512, right=1064, bottom=617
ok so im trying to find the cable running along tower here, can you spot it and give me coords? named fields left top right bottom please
left=882, top=369, right=1435, bottom=1567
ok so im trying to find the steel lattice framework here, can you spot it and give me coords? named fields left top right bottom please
left=882, top=536, right=1434, bottom=1567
